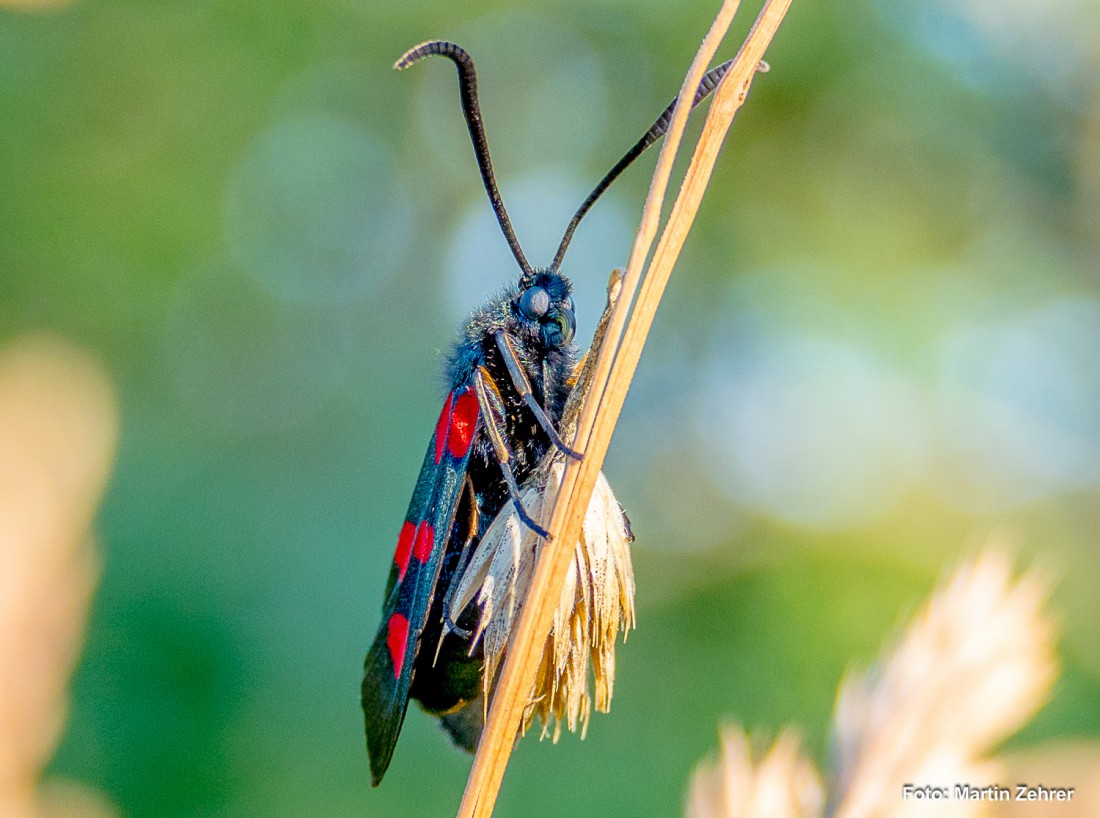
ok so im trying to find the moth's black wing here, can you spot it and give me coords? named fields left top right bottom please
left=361, top=386, right=481, bottom=785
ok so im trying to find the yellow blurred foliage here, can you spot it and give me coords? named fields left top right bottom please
left=0, top=336, right=118, bottom=818
left=0, top=0, right=75, bottom=10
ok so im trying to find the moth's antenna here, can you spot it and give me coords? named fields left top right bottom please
left=550, top=59, right=737, bottom=272
left=396, top=40, right=535, bottom=281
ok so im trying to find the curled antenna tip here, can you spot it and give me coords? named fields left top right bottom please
left=390, top=38, right=533, bottom=278
left=393, top=39, right=449, bottom=71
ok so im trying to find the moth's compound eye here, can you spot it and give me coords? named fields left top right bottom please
left=542, top=306, right=576, bottom=348
left=518, top=286, right=550, bottom=319
left=555, top=308, right=575, bottom=345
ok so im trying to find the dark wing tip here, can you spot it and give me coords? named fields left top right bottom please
left=361, top=629, right=410, bottom=786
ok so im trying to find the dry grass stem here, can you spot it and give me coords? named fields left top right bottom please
left=456, top=1, right=793, bottom=815
left=686, top=728, right=824, bottom=818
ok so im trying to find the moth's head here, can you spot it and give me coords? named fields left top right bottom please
left=397, top=40, right=729, bottom=351
left=514, top=270, right=575, bottom=350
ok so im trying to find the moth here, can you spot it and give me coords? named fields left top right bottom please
left=448, top=269, right=637, bottom=743
left=361, top=39, right=731, bottom=785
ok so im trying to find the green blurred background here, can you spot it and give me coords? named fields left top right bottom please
left=3, top=0, right=1100, bottom=815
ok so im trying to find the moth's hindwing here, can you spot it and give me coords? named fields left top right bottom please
left=361, top=386, right=481, bottom=785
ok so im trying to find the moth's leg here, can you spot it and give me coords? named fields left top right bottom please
left=493, top=330, right=583, bottom=461
left=542, top=358, right=552, bottom=414
left=474, top=366, right=552, bottom=539
left=440, top=477, right=479, bottom=644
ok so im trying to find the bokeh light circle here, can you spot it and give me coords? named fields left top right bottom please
left=224, top=115, right=410, bottom=305
left=932, top=296, right=1100, bottom=511
left=699, top=319, right=927, bottom=529
left=160, top=260, right=351, bottom=434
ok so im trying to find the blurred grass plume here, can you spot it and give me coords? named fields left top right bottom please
left=686, top=547, right=1059, bottom=818
left=0, top=336, right=119, bottom=818
left=687, top=728, right=823, bottom=818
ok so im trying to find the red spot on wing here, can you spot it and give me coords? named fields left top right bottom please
left=386, top=613, right=410, bottom=679
left=412, top=520, right=434, bottom=563
left=434, top=392, right=454, bottom=464
left=393, top=521, right=415, bottom=582
left=446, top=388, right=479, bottom=458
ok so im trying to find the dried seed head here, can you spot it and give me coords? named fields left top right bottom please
left=450, top=463, right=635, bottom=740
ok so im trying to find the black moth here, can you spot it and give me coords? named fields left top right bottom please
left=361, top=40, right=731, bottom=785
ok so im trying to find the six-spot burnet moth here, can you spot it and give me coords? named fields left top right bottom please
left=360, top=39, right=733, bottom=785
left=447, top=269, right=637, bottom=742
